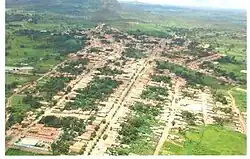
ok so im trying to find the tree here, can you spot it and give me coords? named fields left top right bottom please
left=51, top=142, right=57, bottom=155
left=79, top=145, right=86, bottom=155
left=90, top=132, right=96, bottom=140
left=101, top=119, right=106, bottom=124
left=66, top=86, right=72, bottom=93
left=95, top=125, right=100, bottom=131
left=103, top=134, right=108, bottom=140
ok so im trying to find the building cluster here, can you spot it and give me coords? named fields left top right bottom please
left=6, top=23, right=246, bottom=155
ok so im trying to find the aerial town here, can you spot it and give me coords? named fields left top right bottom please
left=5, top=23, right=247, bottom=155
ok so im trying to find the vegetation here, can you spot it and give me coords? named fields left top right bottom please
left=5, top=8, right=93, bottom=89
left=202, top=60, right=246, bottom=85
left=51, top=138, right=71, bottom=155
left=160, top=125, right=246, bottom=155
left=5, top=1, right=247, bottom=157
left=212, top=91, right=228, bottom=105
left=6, top=26, right=87, bottom=72
left=181, top=111, right=196, bottom=126
left=103, top=134, right=108, bottom=140
left=122, top=48, right=145, bottom=59
left=6, top=148, right=47, bottom=156
left=7, top=0, right=121, bottom=21
left=97, top=66, right=124, bottom=76
left=6, top=95, right=42, bottom=128
left=40, top=115, right=87, bottom=155
left=39, top=115, right=86, bottom=132
left=64, top=77, right=121, bottom=110
left=107, top=102, right=162, bottom=155
left=141, top=85, right=168, bottom=101
left=151, top=75, right=171, bottom=84
left=160, top=141, right=184, bottom=155
left=212, top=116, right=230, bottom=126
left=57, top=58, right=89, bottom=75
left=37, top=77, right=73, bottom=101
left=157, top=61, right=228, bottom=89
left=5, top=73, right=40, bottom=97
left=230, top=88, right=247, bottom=112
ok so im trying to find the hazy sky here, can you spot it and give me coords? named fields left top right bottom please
left=118, top=0, right=247, bottom=9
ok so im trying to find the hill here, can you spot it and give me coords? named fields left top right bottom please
left=6, top=0, right=121, bottom=21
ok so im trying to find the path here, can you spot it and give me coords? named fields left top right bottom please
left=186, top=53, right=224, bottom=70
left=201, top=92, right=208, bottom=125
left=153, top=78, right=181, bottom=155
left=228, top=91, right=246, bottom=134
left=235, top=88, right=247, bottom=93
left=87, top=40, right=165, bottom=155
left=6, top=59, right=69, bottom=109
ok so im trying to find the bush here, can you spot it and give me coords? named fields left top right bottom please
left=101, top=119, right=106, bottom=124
left=90, top=132, right=97, bottom=139
left=103, top=134, right=108, bottom=140
left=95, top=125, right=100, bottom=131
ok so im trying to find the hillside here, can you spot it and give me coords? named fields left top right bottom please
left=6, top=0, right=121, bottom=21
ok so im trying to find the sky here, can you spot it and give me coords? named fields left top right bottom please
left=118, top=0, right=247, bottom=9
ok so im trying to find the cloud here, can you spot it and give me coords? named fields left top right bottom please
left=118, top=0, right=247, bottom=9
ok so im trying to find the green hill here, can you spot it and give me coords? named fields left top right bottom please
left=6, top=0, right=121, bottom=21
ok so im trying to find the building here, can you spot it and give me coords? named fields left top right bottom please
left=26, top=124, right=62, bottom=145
left=69, top=142, right=86, bottom=153
left=16, top=137, right=40, bottom=147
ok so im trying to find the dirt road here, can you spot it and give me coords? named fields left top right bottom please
left=88, top=40, right=165, bottom=155
left=235, top=88, right=247, bottom=93
left=6, top=60, right=69, bottom=109
left=228, top=91, right=246, bottom=134
left=153, top=78, right=181, bottom=155
left=201, top=92, right=208, bottom=125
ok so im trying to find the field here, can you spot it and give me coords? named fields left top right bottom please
left=5, top=9, right=93, bottom=90
left=6, top=148, right=47, bottom=156
left=160, top=125, right=247, bottom=155
left=6, top=95, right=31, bottom=127
left=231, top=88, right=247, bottom=112
left=5, top=73, right=40, bottom=97
left=6, top=73, right=39, bottom=85
left=114, top=4, right=246, bottom=88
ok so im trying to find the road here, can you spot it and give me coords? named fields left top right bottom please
left=228, top=91, right=246, bottom=134
left=5, top=39, right=120, bottom=152
left=201, top=92, right=208, bottom=125
left=153, top=78, right=181, bottom=155
left=6, top=59, right=69, bottom=109
left=87, top=40, right=165, bottom=155
left=6, top=71, right=44, bottom=76
left=5, top=58, right=89, bottom=152
left=235, top=88, right=247, bottom=93
left=186, top=53, right=224, bottom=69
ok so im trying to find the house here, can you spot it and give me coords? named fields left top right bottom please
left=69, top=142, right=86, bottom=153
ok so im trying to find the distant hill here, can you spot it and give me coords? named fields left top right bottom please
left=6, top=0, right=121, bottom=21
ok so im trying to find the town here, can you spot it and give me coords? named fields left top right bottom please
left=5, top=23, right=247, bottom=155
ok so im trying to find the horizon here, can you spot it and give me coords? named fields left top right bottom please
left=118, top=0, right=247, bottom=10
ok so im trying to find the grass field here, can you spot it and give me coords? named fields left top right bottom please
left=6, top=73, right=39, bottom=85
left=6, top=95, right=31, bottom=127
left=6, top=29, right=64, bottom=72
left=6, top=148, right=47, bottom=156
left=231, top=88, right=247, bottom=112
left=5, top=73, right=40, bottom=97
left=160, top=125, right=247, bottom=155
left=160, top=141, right=184, bottom=155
